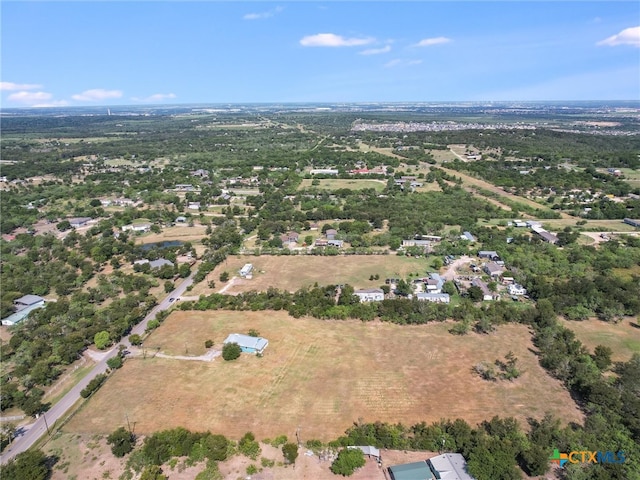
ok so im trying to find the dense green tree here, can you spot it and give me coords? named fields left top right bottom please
left=107, top=426, right=136, bottom=457
left=222, top=342, right=241, bottom=361
left=282, top=442, right=299, bottom=465
left=140, top=465, right=167, bottom=480
left=94, top=330, right=111, bottom=350
left=592, top=345, right=613, bottom=370
left=330, top=448, right=366, bottom=476
left=2, top=449, right=50, bottom=480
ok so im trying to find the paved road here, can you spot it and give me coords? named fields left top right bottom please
left=0, top=273, right=195, bottom=464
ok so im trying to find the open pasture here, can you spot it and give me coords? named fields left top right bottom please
left=298, top=178, right=386, bottom=191
left=65, top=311, right=582, bottom=441
left=560, top=317, right=640, bottom=362
left=190, top=254, right=430, bottom=296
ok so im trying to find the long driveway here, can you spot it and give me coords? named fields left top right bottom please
left=0, top=273, right=196, bottom=464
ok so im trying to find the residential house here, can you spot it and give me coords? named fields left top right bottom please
left=280, top=231, right=299, bottom=245
left=69, top=217, right=92, bottom=228
left=310, top=168, right=339, bottom=175
left=326, top=229, right=338, bottom=240
left=483, top=262, right=504, bottom=278
left=122, top=223, right=152, bottom=233
left=2, top=295, right=46, bottom=326
left=354, top=288, right=385, bottom=303
left=223, top=333, right=268, bottom=354
left=478, top=250, right=499, bottom=260
left=314, top=239, right=328, bottom=247
left=187, top=202, right=201, bottom=210
left=461, top=231, right=476, bottom=242
left=533, top=228, right=559, bottom=244
left=327, top=239, right=344, bottom=248
left=471, top=278, right=494, bottom=301
left=427, top=453, right=476, bottom=480
left=508, top=284, right=527, bottom=296
left=239, top=263, right=253, bottom=278
left=149, top=259, right=174, bottom=269
left=424, top=273, right=445, bottom=293
left=416, top=293, right=450, bottom=304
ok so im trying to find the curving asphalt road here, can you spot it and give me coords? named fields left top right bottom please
left=0, top=273, right=196, bottom=464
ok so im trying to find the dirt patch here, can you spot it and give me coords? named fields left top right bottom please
left=66, top=311, right=583, bottom=442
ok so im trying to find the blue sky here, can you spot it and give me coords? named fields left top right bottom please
left=1, top=1, right=639, bottom=106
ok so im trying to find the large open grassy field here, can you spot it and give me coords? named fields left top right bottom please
left=190, top=254, right=431, bottom=296
left=559, top=317, right=640, bottom=362
left=298, top=178, right=386, bottom=191
left=65, top=311, right=582, bottom=441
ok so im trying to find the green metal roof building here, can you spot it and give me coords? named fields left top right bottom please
left=388, top=461, right=435, bottom=480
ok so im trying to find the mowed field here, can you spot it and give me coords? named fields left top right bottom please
left=65, top=311, right=583, bottom=441
left=190, top=255, right=430, bottom=296
left=559, top=317, right=640, bottom=362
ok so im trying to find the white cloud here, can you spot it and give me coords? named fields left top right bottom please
left=0, top=82, right=43, bottom=91
left=32, top=100, right=69, bottom=108
left=300, top=33, right=374, bottom=47
left=71, top=89, right=123, bottom=102
left=359, top=45, right=391, bottom=55
left=414, top=36, right=452, bottom=47
left=597, top=26, right=640, bottom=47
left=384, top=59, right=423, bottom=68
left=131, top=93, right=177, bottom=102
left=7, top=91, right=53, bottom=103
left=243, top=6, right=283, bottom=20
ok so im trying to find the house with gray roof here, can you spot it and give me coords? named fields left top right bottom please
left=471, top=278, right=494, bottom=301
left=483, top=262, right=504, bottom=278
left=149, top=259, right=174, bottom=269
left=461, top=231, right=476, bottom=242
left=354, top=288, right=385, bottom=303
left=416, top=293, right=450, bottom=304
left=427, top=453, right=476, bottom=479
left=2, top=295, right=46, bottom=326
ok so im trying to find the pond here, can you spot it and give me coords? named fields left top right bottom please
left=140, top=240, right=183, bottom=251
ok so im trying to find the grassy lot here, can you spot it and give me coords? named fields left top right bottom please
left=190, top=254, right=431, bottom=296
left=65, top=311, right=582, bottom=441
left=298, top=178, right=386, bottom=191
left=559, top=317, right=640, bottom=362
left=133, top=225, right=208, bottom=245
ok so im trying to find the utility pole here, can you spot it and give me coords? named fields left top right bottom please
left=126, top=413, right=132, bottom=435
left=43, top=412, right=50, bottom=436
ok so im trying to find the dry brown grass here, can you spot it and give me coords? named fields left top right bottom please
left=66, top=311, right=583, bottom=441
left=559, top=317, right=640, bottom=362
left=133, top=225, right=209, bottom=245
left=189, top=255, right=430, bottom=296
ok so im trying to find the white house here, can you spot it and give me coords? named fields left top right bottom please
left=354, top=288, right=384, bottom=303
left=416, top=293, right=450, bottom=304
left=239, top=263, right=253, bottom=278
left=122, top=223, right=152, bottom=232
left=508, top=284, right=527, bottom=296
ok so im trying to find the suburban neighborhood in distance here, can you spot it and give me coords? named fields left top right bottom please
left=1, top=101, right=639, bottom=480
